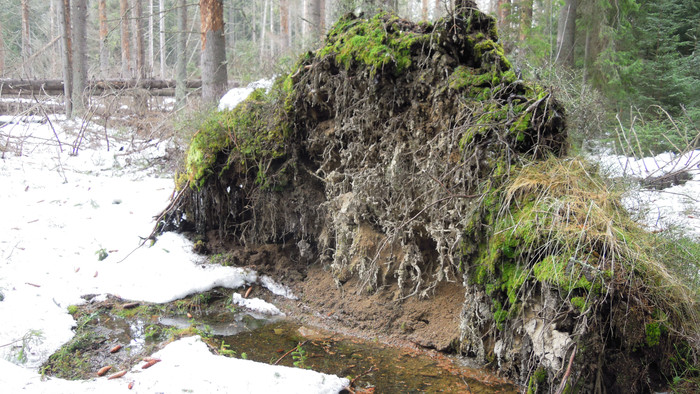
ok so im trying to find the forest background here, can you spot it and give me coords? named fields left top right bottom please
left=1, top=0, right=697, bottom=155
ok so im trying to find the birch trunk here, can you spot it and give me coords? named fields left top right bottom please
left=21, top=0, right=32, bottom=77
left=159, top=0, right=166, bottom=78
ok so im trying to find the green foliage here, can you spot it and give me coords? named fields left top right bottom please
left=645, top=322, right=662, bottom=347
left=291, top=344, right=311, bottom=369
left=95, top=248, right=108, bottom=261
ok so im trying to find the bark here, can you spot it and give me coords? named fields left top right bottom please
left=280, top=0, right=290, bottom=51
left=21, top=0, right=32, bottom=77
left=519, top=0, right=533, bottom=41
left=260, top=0, right=268, bottom=61
left=132, top=0, right=146, bottom=78
left=319, top=0, right=325, bottom=33
left=149, top=0, right=155, bottom=73
left=99, top=0, right=109, bottom=77
left=71, top=0, right=87, bottom=112
left=176, top=0, right=187, bottom=106
left=159, top=0, right=166, bottom=78
left=304, top=0, right=321, bottom=41
left=497, top=0, right=510, bottom=29
left=422, top=0, right=429, bottom=20
left=556, top=0, right=577, bottom=68
left=0, top=18, right=5, bottom=77
left=57, top=0, right=72, bottom=117
left=200, top=0, right=227, bottom=103
left=120, top=0, right=132, bottom=77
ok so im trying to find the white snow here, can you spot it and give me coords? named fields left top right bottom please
left=0, top=109, right=347, bottom=392
left=218, top=78, right=275, bottom=111
left=0, top=336, right=347, bottom=393
left=594, top=150, right=700, bottom=238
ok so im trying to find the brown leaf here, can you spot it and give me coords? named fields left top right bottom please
left=110, top=345, right=122, bottom=353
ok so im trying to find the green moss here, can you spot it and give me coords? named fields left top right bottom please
left=645, top=322, right=662, bottom=347
left=318, top=12, right=429, bottom=77
left=67, top=305, right=79, bottom=315
left=533, top=255, right=593, bottom=293
left=184, top=87, right=289, bottom=190
left=570, top=296, right=587, bottom=313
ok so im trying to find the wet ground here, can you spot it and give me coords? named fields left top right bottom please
left=42, top=288, right=516, bottom=393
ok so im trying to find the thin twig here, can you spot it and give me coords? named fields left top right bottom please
left=273, top=340, right=308, bottom=365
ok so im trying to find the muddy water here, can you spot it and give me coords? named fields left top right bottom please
left=218, top=320, right=516, bottom=393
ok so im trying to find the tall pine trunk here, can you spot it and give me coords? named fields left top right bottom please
left=131, top=0, right=146, bottom=78
left=280, top=0, right=289, bottom=52
left=200, top=0, right=227, bottom=103
left=71, top=0, right=87, bottom=113
left=99, top=0, right=109, bottom=77
left=120, top=0, right=132, bottom=77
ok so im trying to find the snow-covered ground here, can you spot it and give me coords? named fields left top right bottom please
left=594, top=149, right=700, bottom=238
left=0, top=88, right=347, bottom=392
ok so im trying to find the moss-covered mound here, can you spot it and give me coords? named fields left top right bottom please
left=163, top=2, right=699, bottom=392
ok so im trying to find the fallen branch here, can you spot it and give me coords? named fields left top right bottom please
left=272, top=340, right=308, bottom=365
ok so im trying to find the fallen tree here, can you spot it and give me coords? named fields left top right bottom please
left=0, top=78, right=204, bottom=96
left=160, top=2, right=700, bottom=392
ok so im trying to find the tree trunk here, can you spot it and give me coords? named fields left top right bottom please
left=71, top=0, right=87, bottom=113
left=497, top=0, right=510, bottom=30
left=260, top=0, right=268, bottom=61
left=280, top=0, right=289, bottom=52
left=120, top=0, right=132, bottom=78
left=132, top=0, right=146, bottom=78
left=200, top=0, right=227, bottom=103
left=556, top=0, right=576, bottom=68
left=0, top=18, right=5, bottom=77
left=57, top=0, right=72, bottom=117
left=21, top=0, right=32, bottom=77
left=175, top=0, right=187, bottom=107
left=519, top=0, right=533, bottom=41
left=304, top=0, right=321, bottom=41
left=159, top=0, right=166, bottom=78
left=99, top=0, right=109, bottom=77
left=149, top=0, right=155, bottom=74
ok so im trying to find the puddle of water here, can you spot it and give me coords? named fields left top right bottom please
left=219, top=321, right=517, bottom=393
left=159, top=312, right=283, bottom=336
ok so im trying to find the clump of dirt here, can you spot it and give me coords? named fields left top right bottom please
left=160, top=1, right=700, bottom=392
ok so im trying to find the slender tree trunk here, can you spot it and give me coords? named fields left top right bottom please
left=57, top=0, right=72, bottom=117
left=159, top=0, right=166, bottom=78
left=0, top=18, right=5, bottom=77
left=99, top=0, right=109, bottom=77
left=519, top=0, right=533, bottom=40
left=497, top=0, right=510, bottom=30
left=149, top=0, right=155, bottom=74
left=200, top=0, right=227, bottom=103
left=71, top=0, right=87, bottom=113
left=21, top=0, right=32, bottom=77
left=304, top=0, right=321, bottom=41
left=555, top=0, right=576, bottom=68
left=120, top=0, right=132, bottom=78
left=132, top=0, right=146, bottom=78
left=175, top=0, right=187, bottom=107
left=50, top=0, right=58, bottom=75
left=270, top=0, right=275, bottom=57
left=280, top=0, right=289, bottom=52
left=260, top=0, right=268, bottom=61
